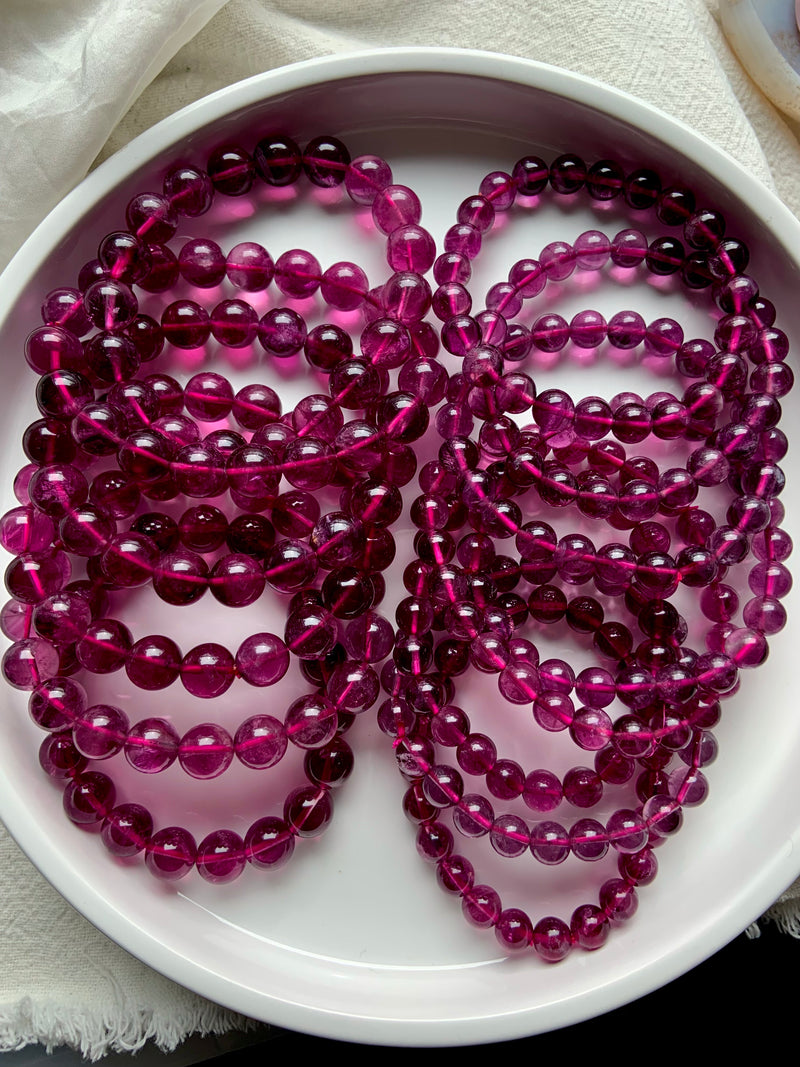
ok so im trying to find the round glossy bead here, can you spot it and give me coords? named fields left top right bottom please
left=29, top=676, right=86, bottom=731
left=489, top=813, right=530, bottom=858
left=232, top=715, right=287, bottom=769
left=72, top=704, right=128, bottom=759
left=196, top=830, right=246, bottom=884
left=208, top=144, right=255, bottom=195
left=245, top=816, right=295, bottom=870
left=179, top=723, right=234, bottom=779
left=285, top=694, right=338, bottom=749
left=607, top=809, right=648, bottom=853
left=345, top=154, right=392, bottom=204
left=76, top=619, right=132, bottom=673
left=63, top=771, right=115, bottom=827
left=164, top=165, right=213, bottom=216
left=530, top=821, right=570, bottom=865
left=372, top=184, right=421, bottom=234
left=180, top=643, right=235, bottom=698
left=101, top=804, right=153, bottom=858
left=145, top=827, right=197, bottom=881
left=124, top=717, right=179, bottom=773
left=225, top=242, right=274, bottom=291
left=39, top=732, right=86, bottom=779
left=284, top=786, right=334, bottom=838
left=532, top=916, right=572, bottom=962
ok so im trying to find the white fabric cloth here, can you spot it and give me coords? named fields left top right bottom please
left=1, top=0, right=799, bottom=1056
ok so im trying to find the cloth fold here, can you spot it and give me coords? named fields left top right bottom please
left=1, top=0, right=799, bottom=1057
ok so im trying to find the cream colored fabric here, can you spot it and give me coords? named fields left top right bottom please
left=0, top=0, right=798, bottom=1056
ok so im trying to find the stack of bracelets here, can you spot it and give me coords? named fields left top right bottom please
left=0, top=131, right=793, bottom=964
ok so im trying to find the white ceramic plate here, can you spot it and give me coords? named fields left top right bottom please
left=1, top=49, right=799, bottom=1046
left=719, top=0, right=800, bottom=121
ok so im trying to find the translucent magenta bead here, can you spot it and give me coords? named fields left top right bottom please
left=436, top=853, right=474, bottom=895
left=724, top=626, right=768, bottom=667
left=183, top=371, right=233, bottom=422
left=245, top=816, right=295, bottom=870
left=570, top=310, right=607, bottom=348
left=387, top=225, right=436, bottom=274
left=101, top=804, right=153, bottom=858
left=235, top=632, right=288, bottom=687
left=180, top=644, right=235, bottom=699
left=443, top=224, right=481, bottom=259
left=28, top=464, right=87, bottom=519
left=179, top=723, right=234, bottom=779
left=125, top=717, right=179, bottom=773
left=320, top=261, right=368, bottom=311
left=372, top=184, right=421, bottom=234
left=480, top=170, right=516, bottom=209
left=84, top=279, right=138, bottom=331
left=532, top=916, right=572, bottom=963
left=259, top=307, right=307, bottom=357
left=100, top=532, right=158, bottom=588
left=562, top=766, right=602, bottom=808
left=173, top=443, right=227, bottom=498
left=209, top=554, right=265, bottom=607
left=164, top=164, right=213, bottom=216
left=225, top=241, right=274, bottom=291
left=161, top=300, right=211, bottom=348
left=73, top=703, right=128, bottom=759
left=273, top=248, right=321, bottom=298
left=234, top=714, right=287, bottom=769
left=540, top=241, right=576, bottom=280
left=39, top=732, right=86, bottom=779
left=1, top=507, right=55, bottom=555
left=284, top=694, right=338, bottom=749
left=495, top=908, right=532, bottom=952
left=645, top=317, right=684, bottom=357
left=196, top=829, right=246, bottom=884
left=284, top=604, right=338, bottom=660
left=208, top=144, right=255, bottom=195
left=153, top=551, right=208, bottom=606
left=532, top=313, right=569, bottom=352
left=611, top=228, right=648, bottom=267
left=285, top=785, right=334, bottom=837
left=210, top=300, right=258, bottom=347
left=575, top=230, right=611, bottom=270
left=607, top=809, right=648, bottom=853
left=643, top=794, right=683, bottom=837
left=301, top=135, right=349, bottom=186
left=489, top=813, right=530, bottom=858
left=145, top=827, right=197, bottom=880
left=25, top=325, right=82, bottom=374
left=76, top=619, right=131, bottom=673
left=453, top=794, right=493, bottom=839
left=743, top=595, right=786, bottom=634
left=530, top=821, right=569, bottom=864
left=126, top=635, right=181, bottom=690
left=3, top=637, right=59, bottom=689
left=1, top=599, right=33, bottom=641
left=570, top=818, right=609, bottom=861
left=345, top=154, right=392, bottom=204
left=600, top=878, right=638, bottom=924
left=265, top=539, right=318, bottom=592
left=571, top=904, right=610, bottom=950
left=63, top=771, right=115, bottom=827
left=749, top=560, right=792, bottom=598
left=41, top=287, right=92, bottom=336
left=29, top=675, right=85, bottom=730
left=462, top=884, right=502, bottom=928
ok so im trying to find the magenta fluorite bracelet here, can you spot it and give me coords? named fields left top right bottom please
left=0, top=131, right=792, bottom=962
